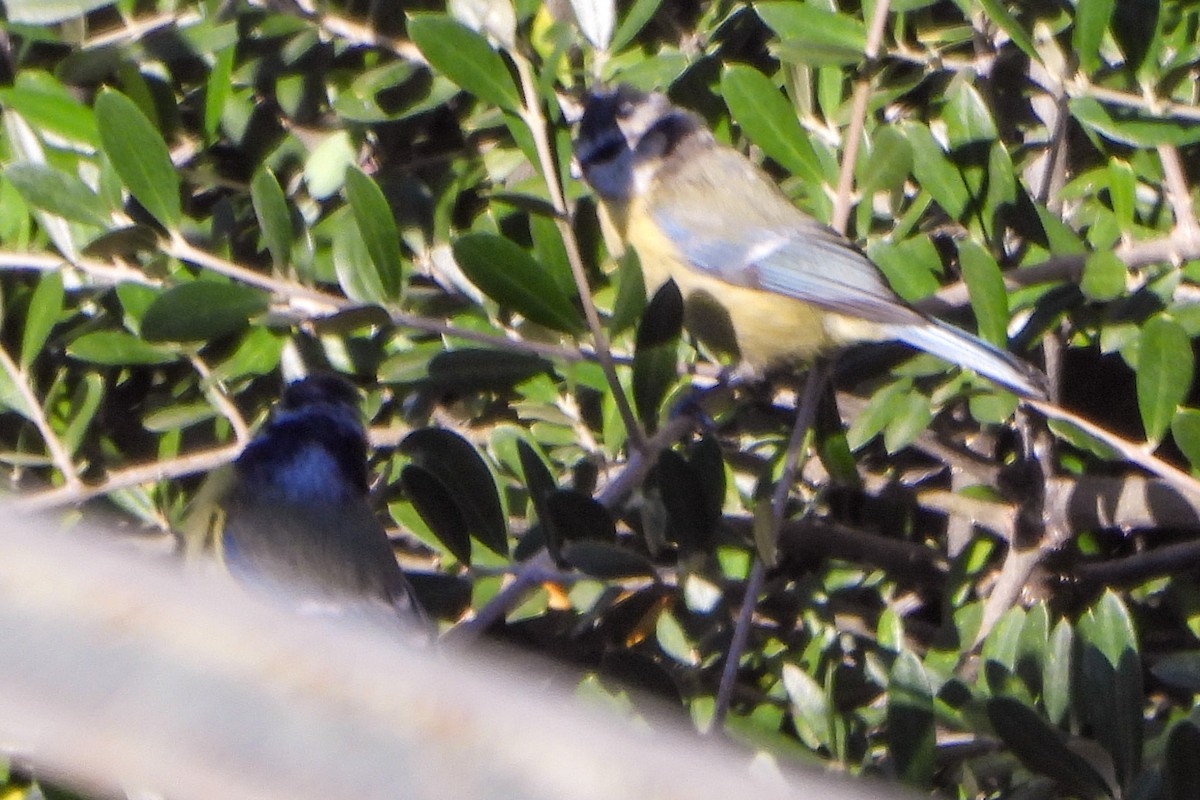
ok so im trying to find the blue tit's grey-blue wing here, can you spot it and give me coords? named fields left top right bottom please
left=652, top=207, right=923, bottom=326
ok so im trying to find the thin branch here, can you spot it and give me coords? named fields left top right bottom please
left=712, top=362, right=830, bottom=732
left=0, top=250, right=160, bottom=287
left=1025, top=398, right=1200, bottom=504
left=189, top=355, right=250, bottom=446
left=1157, top=144, right=1200, bottom=238
left=0, top=346, right=82, bottom=492
left=830, top=0, right=892, bottom=234
left=12, top=444, right=242, bottom=513
left=510, top=54, right=646, bottom=452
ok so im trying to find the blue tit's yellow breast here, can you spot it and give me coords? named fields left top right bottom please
left=613, top=193, right=840, bottom=372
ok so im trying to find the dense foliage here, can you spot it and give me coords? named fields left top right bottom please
left=3, top=0, right=1200, bottom=797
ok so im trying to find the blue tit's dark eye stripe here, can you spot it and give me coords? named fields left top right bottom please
left=582, top=136, right=626, bottom=166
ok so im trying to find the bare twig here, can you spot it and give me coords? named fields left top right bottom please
left=830, top=0, right=892, bottom=234
left=1157, top=144, right=1200, bottom=238
left=189, top=355, right=250, bottom=446
left=712, top=362, right=830, bottom=732
left=0, top=346, right=81, bottom=492
left=510, top=54, right=645, bottom=451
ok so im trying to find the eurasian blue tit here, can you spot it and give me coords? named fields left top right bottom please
left=574, top=85, right=1048, bottom=399
left=221, top=374, right=428, bottom=632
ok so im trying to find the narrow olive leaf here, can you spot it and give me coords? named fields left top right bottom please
left=1172, top=408, right=1200, bottom=470
left=545, top=489, right=616, bottom=561
left=408, top=15, right=519, bottom=111
left=751, top=471, right=777, bottom=565
left=0, top=366, right=35, bottom=421
left=3, top=0, right=114, bottom=24
left=1074, top=0, right=1115, bottom=73
left=859, top=127, right=912, bottom=195
left=1016, top=603, right=1049, bottom=699
left=973, top=0, right=1037, bottom=59
left=94, top=90, right=181, bottom=229
left=957, top=241, right=1008, bottom=347
left=781, top=664, right=830, bottom=750
left=658, top=450, right=713, bottom=553
left=66, top=331, right=179, bottom=365
left=986, top=697, right=1112, bottom=799
left=902, top=121, right=970, bottom=219
left=1043, top=618, right=1073, bottom=726
left=400, top=427, right=508, bottom=557
left=1069, top=97, right=1200, bottom=147
left=720, top=65, right=823, bottom=186
left=609, top=249, right=646, bottom=336
left=656, top=610, right=699, bottom=665
left=517, top=438, right=557, bottom=530
left=1080, top=250, right=1126, bottom=302
left=250, top=166, right=292, bottom=269
left=141, top=282, right=268, bottom=342
left=420, top=349, right=552, bottom=393
left=882, top=390, right=933, bottom=453
left=452, top=232, right=584, bottom=334
left=21, top=271, right=63, bottom=370
left=887, top=650, right=935, bottom=786
left=756, top=3, right=866, bottom=66
left=344, top=167, right=403, bottom=299
left=1107, top=159, right=1136, bottom=232
left=632, top=280, right=683, bottom=432
left=5, top=163, right=109, bottom=227
left=688, top=434, right=726, bottom=539
left=610, top=0, right=662, bottom=52
left=1165, top=721, right=1200, bottom=800
left=1078, top=591, right=1144, bottom=789
left=400, top=464, right=472, bottom=564
left=62, top=372, right=104, bottom=456
left=332, top=218, right=387, bottom=304
left=943, top=80, right=998, bottom=147
left=204, top=46, right=235, bottom=141
left=1136, top=315, right=1193, bottom=445
left=0, top=74, right=99, bottom=147
left=562, top=540, right=655, bottom=579
left=867, top=237, right=941, bottom=302
left=304, top=130, right=356, bottom=199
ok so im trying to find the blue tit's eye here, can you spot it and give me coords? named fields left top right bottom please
left=587, top=138, right=626, bottom=164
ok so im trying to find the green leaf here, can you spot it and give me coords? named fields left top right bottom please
left=902, top=121, right=970, bottom=219
left=867, top=236, right=942, bottom=302
left=66, top=331, right=179, bottom=365
left=1074, top=0, right=1115, bottom=73
left=21, top=271, right=63, bottom=370
left=1043, top=618, right=1073, bottom=726
left=1069, top=97, right=1200, bottom=147
left=859, top=127, right=912, bottom=195
left=972, top=0, right=1037, bottom=59
left=1137, top=315, right=1194, bottom=445
left=94, top=89, right=181, bottom=228
left=957, top=241, right=1008, bottom=347
left=943, top=80, right=998, bottom=147
left=756, top=3, right=866, bottom=66
left=5, top=163, right=109, bottom=227
left=408, top=15, right=519, bottom=111
left=632, top=280, right=683, bottom=433
left=1173, top=409, right=1200, bottom=470
left=883, top=390, right=933, bottom=453
left=781, top=663, right=830, bottom=750
left=544, top=489, right=616, bottom=560
left=3, top=0, right=114, bottom=24
left=1080, top=250, right=1126, bottom=302
left=332, top=214, right=387, bottom=303
left=887, top=650, right=935, bottom=785
left=1107, top=159, right=1136, bottom=232
left=62, top=372, right=104, bottom=455
left=1078, top=590, right=1143, bottom=789
left=400, top=464, right=472, bottom=564
left=400, top=427, right=508, bottom=557
left=205, top=46, right=235, bottom=141
left=250, top=166, right=292, bottom=269
left=609, top=249, right=646, bottom=336
left=720, top=65, right=823, bottom=186
left=610, top=0, right=662, bottom=52
left=1165, top=721, right=1200, bottom=800
left=562, top=540, right=656, bottom=579
left=344, top=167, right=403, bottom=299
left=986, top=697, right=1112, bottom=798
left=304, top=131, right=356, bottom=199
left=452, top=232, right=584, bottom=334
left=0, top=72, right=98, bottom=147
left=141, top=282, right=269, bottom=342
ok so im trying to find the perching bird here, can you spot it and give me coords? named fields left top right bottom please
left=221, top=374, right=428, bottom=634
left=574, top=85, right=1047, bottom=399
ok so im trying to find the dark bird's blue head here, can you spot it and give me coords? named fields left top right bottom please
left=234, top=374, right=370, bottom=505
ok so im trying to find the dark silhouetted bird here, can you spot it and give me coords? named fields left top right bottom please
left=221, top=374, right=428, bottom=634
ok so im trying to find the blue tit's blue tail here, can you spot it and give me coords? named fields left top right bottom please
left=890, top=318, right=1048, bottom=399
